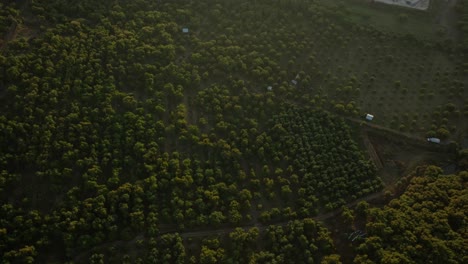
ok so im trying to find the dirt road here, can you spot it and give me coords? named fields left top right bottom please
left=72, top=190, right=383, bottom=262
left=438, top=0, right=459, bottom=39
left=345, top=117, right=450, bottom=152
left=160, top=191, right=383, bottom=239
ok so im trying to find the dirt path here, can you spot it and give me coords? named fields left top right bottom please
left=345, top=117, right=451, bottom=152
left=72, top=190, right=383, bottom=262
left=347, top=117, right=423, bottom=141
left=438, top=0, right=459, bottom=39
left=165, top=191, right=382, bottom=239
left=361, top=130, right=384, bottom=170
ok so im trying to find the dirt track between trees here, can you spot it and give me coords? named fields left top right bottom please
left=345, top=117, right=450, bottom=152
left=73, top=191, right=384, bottom=262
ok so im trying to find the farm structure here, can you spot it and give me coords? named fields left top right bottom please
left=374, top=0, right=430, bottom=10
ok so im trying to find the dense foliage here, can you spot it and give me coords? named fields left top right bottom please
left=81, top=218, right=338, bottom=263
left=354, top=167, right=468, bottom=263
left=0, top=0, right=466, bottom=262
left=267, top=109, right=380, bottom=211
left=0, top=1, right=19, bottom=37
left=222, top=219, right=338, bottom=264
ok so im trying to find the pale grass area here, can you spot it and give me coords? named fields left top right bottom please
left=374, top=0, right=431, bottom=10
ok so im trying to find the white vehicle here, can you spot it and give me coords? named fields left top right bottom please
left=427, top=138, right=441, bottom=144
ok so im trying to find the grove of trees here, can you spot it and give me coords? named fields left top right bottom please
left=354, top=167, right=467, bottom=263
left=0, top=0, right=466, bottom=262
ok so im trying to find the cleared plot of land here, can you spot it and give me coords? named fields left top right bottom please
left=311, top=0, right=465, bottom=140
left=375, top=0, right=430, bottom=10
left=319, top=0, right=454, bottom=40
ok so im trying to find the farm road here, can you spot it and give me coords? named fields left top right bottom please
left=74, top=190, right=383, bottom=263
left=345, top=117, right=450, bottom=152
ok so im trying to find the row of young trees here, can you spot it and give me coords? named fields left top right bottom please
left=267, top=108, right=381, bottom=210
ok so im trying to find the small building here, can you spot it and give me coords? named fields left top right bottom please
left=291, top=80, right=298, bottom=85
left=427, top=138, right=441, bottom=144
left=182, top=28, right=189, bottom=33
left=365, top=114, right=374, bottom=121
left=267, top=86, right=272, bottom=91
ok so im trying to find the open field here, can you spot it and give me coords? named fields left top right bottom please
left=318, top=0, right=454, bottom=39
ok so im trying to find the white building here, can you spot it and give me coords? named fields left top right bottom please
left=374, top=0, right=430, bottom=10
left=366, top=114, right=374, bottom=121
